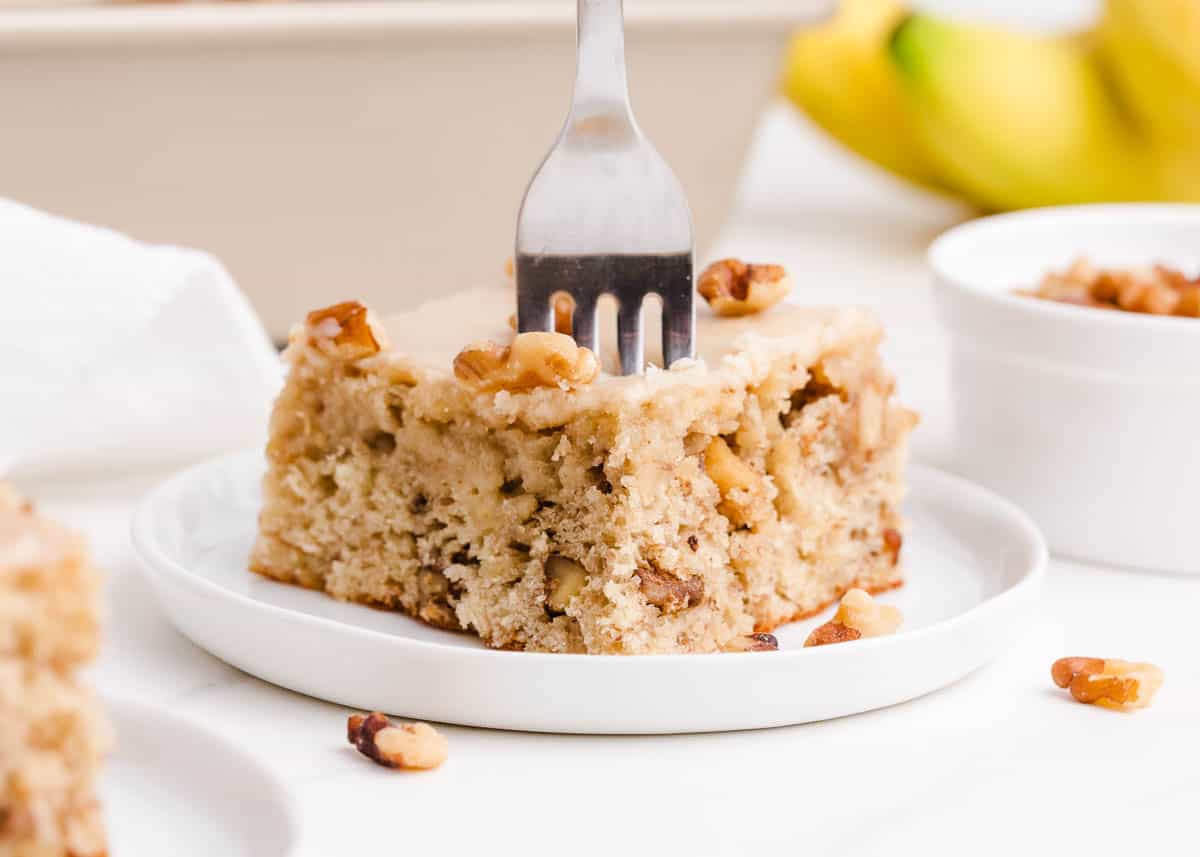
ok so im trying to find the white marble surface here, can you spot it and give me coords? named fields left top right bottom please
left=36, top=106, right=1200, bottom=856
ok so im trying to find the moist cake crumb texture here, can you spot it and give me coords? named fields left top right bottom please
left=251, top=285, right=918, bottom=654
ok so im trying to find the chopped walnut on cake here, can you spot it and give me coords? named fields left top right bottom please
left=249, top=262, right=917, bottom=654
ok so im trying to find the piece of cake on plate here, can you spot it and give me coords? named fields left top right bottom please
left=0, top=486, right=109, bottom=857
left=250, top=260, right=917, bottom=654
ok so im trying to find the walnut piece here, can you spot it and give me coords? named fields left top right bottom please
left=416, top=567, right=461, bottom=631
left=544, top=555, right=587, bottom=614
left=704, top=436, right=765, bottom=527
left=722, top=633, right=779, bottom=653
left=1176, top=286, right=1200, bottom=317
left=804, top=622, right=861, bottom=647
left=882, top=528, right=902, bottom=566
left=1051, top=657, right=1164, bottom=711
left=347, top=712, right=448, bottom=770
left=453, top=332, right=598, bottom=392
left=697, top=258, right=792, bottom=317
left=453, top=341, right=508, bottom=385
left=306, top=301, right=382, bottom=357
left=638, top=566, right=704, bottom=612
left=804, top=588, right=903, bottom=647
left=1024, top=258, right=1200, bottom=318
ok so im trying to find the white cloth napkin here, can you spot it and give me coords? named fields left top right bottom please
left=0, top=200, right=281, bottom=481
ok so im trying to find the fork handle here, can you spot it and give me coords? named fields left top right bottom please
left=570, top=0, right=632, bottom=123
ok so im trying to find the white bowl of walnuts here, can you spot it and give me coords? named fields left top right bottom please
left=930, top=204, right=1200, bottom=574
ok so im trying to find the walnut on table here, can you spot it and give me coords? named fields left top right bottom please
left=1050, top=657, right=1164, bottom=711
left=697, top=258, right=792, bottom=317
left=347, top=712, right=448, bottom=770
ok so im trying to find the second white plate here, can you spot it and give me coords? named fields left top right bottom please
left=132, top=450, right=1045, bottom=734
left=101, top=696, right=299, bottom=856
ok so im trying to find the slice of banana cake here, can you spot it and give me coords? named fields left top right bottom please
left=250, top=263, right=917, bottom=654
left=1, top=486, right=109, bottom=857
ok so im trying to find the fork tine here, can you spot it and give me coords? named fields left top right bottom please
left=616, top=297, right=644, bottom=375
left=515, top=270, right=553, bottom=334
left=659, top=271, right=695, bottom=367
left=571, top=292, right=599, bottom=354
left=514, top=1, right=693, bottom=374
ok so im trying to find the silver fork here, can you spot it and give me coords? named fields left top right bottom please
left=514, top=0, right=694, bottom=375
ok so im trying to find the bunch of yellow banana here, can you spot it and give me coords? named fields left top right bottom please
left=782, top=0, right=1200, bottom=209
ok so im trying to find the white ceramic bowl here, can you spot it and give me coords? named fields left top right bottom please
left=931, top=204, right=1200, bottom=574
left=0, top=1, right=830, bottom=337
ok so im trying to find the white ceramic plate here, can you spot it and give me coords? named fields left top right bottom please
left=132, top=450, right=1046, bottom=734
left=101, top=696, right=300, bottom=856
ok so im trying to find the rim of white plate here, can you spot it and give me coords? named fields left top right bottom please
left=101, top=692, right=304, bottom=855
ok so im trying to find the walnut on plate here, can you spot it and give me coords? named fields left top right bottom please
left=698, top=258, right=792, bottom=317
left=453, top=331, right=598, bottom=392
left=347, top=712, right=448, bottom=770
left=722, top=632, right=779, bottom=653
left=804, top=588, right=903, bottom=647
left=1050, top=657, right=1164, bottom=711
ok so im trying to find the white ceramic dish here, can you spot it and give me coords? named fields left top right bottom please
left=0, top=1, right=831, bottom=337
left=930, top=204, right=1200, bottom=574
left=101, top=695, right=300, bottom=857
left=132, top=450, right=1046, bottom=734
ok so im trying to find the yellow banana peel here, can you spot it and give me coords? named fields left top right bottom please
left=781, top=0, right=1200, bottom=209
left=781, top=0, right=941, bottom=189
left=1098, top=0, right=1200, bottom=145
left=888, top=14, right=1153, bottom=210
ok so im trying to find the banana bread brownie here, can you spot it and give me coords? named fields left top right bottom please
left=250, top=284, right=917, bottom=654
left=0, top=486, right=109, bottom=857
